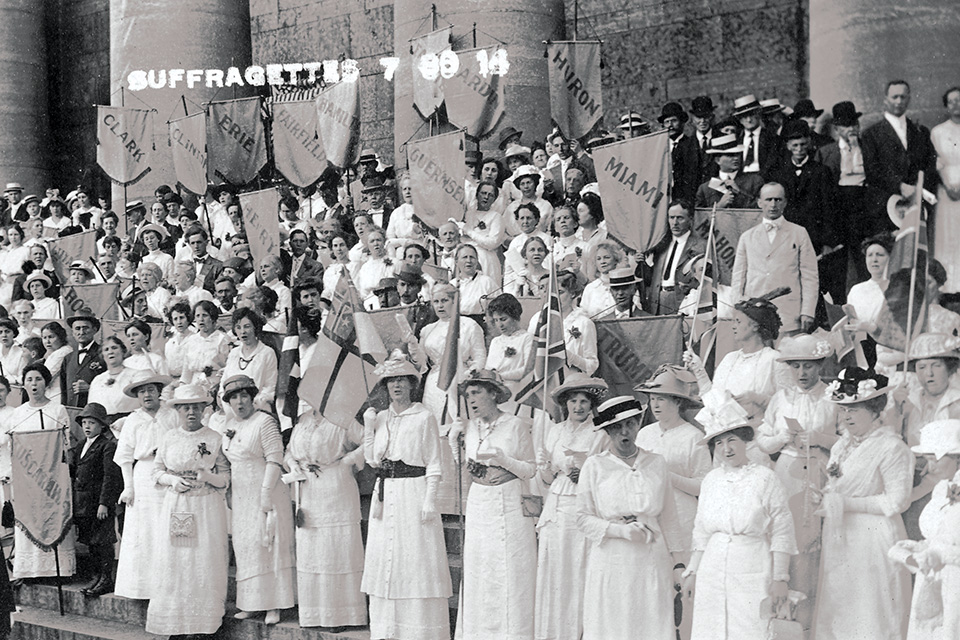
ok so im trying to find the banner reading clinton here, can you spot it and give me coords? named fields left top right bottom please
left=273, top=100, right=328, bottom=188
left=11, top=429, right=73, bottom=551
left=168, top=112, right=207, bottom=195
left=546, top=41, right=603, bottom=140
left=406, top=130, right=467, bottom=230
left=206, top=97, right=267, bottom=185
left=96, top=106, right=154, bottom=187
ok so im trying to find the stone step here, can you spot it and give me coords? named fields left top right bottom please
left=17, top=581, right=147, bottom=627
left=11, top=607, right=154, bottom=640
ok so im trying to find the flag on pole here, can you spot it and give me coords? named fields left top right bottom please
left=347, top=278, right=387, bottom=362
left=546, top=41, right=603, bottom=140
left=206, top=97, right=267, bottom=184
left=96, top=106, right=155, bottom=186
left=47, top=230, right=98, bottom=286
left=515, top=263, right=567, bottom=407
left=10, top=428, right=73, bottom=551
left=60, top=283, right=121, bottom=321
left=272, top=100, right=328, bottom=188
left=437, top=291, right=460, bottom=392
left=315, top=79, right=361, bottom=169
left=443, top=46, right=506, bottom=139
left=168, top=112, right=208, bottom=195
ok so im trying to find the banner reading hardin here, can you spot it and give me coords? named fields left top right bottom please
left=407, top=131, right=467, bottom=230
left=444, top=47, right=505, bottom=139
left=239, top=188, right=280, bottom=266
left=207, top=97, right=267, bottom=185
left=315, top=80, right=361, bottom=169
left=11, top=428, right=73, bottom=551
left=546, top=41, right=603, bottom=140
left=693, top=208, right=763, bottom=286
left=273, top=100, right=328, bottom=188
left=96, top=106, right=154, bottom=186
left=48, top=230, right=98, bottom=286
left=593, top=131, right=671, bottom=254
left=595, top=315, right=685, bottom=397
left=411, top=27, right=452, bottom=118
left=169, top=112, right=207, bottom=195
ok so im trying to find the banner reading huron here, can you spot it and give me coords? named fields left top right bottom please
left=96, top=106, right=154, bottom=186
left=273, top=100, right=327, bottom=187
left=206, top=97, right=267, bottom=184
left=546, top=41, right=603, bottom=140
left=407, top=131, right=467, bottom=230
left=61, top=283, right=122, bottom=321
left=11, top=428, right=73, bottom=551
left=168, top=113, right=207, bottom=195
left=315, top=80, right=361, bottom=169
left=47, top=230, right=97, bottom=286
left=239, top=188, right=280, bottom=266
left=593, top=131, right=671, bottom=254
left=410, top=27, right=453, bottom=118
left=693, top=208, right=763, bottom=285
left=595, top=315, right=685, bottom=397
left=444, top=46, right=505, bottom=139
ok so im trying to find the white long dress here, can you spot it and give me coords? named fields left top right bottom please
left=456, top=413, right=537, bottom=640
left=223, top=410, right=296, bottom=612
left=112, top=405, right=179, bottom=599
left=463, top=208, right=505, bottom=285
left=535, top=417, right=606, bottom=640
left=145, top=425, right=230, bottom=635
left=813, top=426, right=914, bottom=640
left=691, top=463, right=797, bottom=640
left=577, top=449, right=683, bottom=640
left=285, top=414, right=367, bottom=628
left=932, top=119, right=960, bottom=292
left=485, top=329, right=534, bottom=414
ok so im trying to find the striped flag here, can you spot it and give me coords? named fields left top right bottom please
left=514, top=263, right=567, bottom=407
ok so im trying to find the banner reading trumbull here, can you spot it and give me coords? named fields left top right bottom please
left=593, top=131, right=671, bottom=254
left=547, top=41, right=603, bottom=140
left=239, top=188, right=280, bottom=266
left=444, top=47, right=505, bottom=139
left=47, top=230, right=97, bottom=286
left=411, top=27, right=453, bottom=118
left=595, top=315, right=684, bottom=397
left=206, top=97, right=267, bottom=184
left=315, top=80, right=361, bottom=169
left=61, top=283, right=121, bottom=320
left=11, top=429, right=73, bottom=551
left=273, top=100, right=328, bottom=187
left=693, top=208, right=763, bottom=285
left=407, top=131, right=467, bottom=230
left=96, top=106, right=154, bottom=186
left=168, top=113, right=207, bottom=195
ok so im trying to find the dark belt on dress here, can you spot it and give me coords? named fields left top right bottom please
left=376, top=459, right=427, bottom=501
left=660, top=284, right=675, bottom=292
left=467, top=460, right=518, bottom=486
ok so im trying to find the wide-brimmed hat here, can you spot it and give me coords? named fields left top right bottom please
left=124, top=200, right=145, bottom=213
left=793, top=99, right=824, bottom=119
left=658, top=102, right=688, bottom=124
left=459, top=369, right=512, bottom=404
left=832, top=101, right=861, bottom=127
left=123, top=371, right=173, bottom=398
left=907, top=333, right=960, bottom=367
left=170, top=383, right=213, bottom=406
left=776, top=333, right=834, bottom=362
left=137, top=223, right=169, bottom=242
left=66, top=312, right=100, bottom=331
left=76, top=403, right=110, bottom=428
left=550, top=372, right=608, bottom=405
left=696, top=395, right=752, bottom=444
left=503, top=144, right=531, bottom=160
left=373, top=350, right=421, bottom=382
left=732, top=94, right=762, bottom=116
left=690, top=96, right=716, bottom=118
left=634, top=364, right=702, bottom=406
left=705, top=133, right=744, bottom=155
left=594, top=395, right=645, bottom=430
left=21, top=194, right=40, bottom=208
left=780, top=119, right=811, bottom=141
left=825, top=367, right=889, bottom=404
left=617, top=111, right=648, bottom=131
left=69, top=260, right=94, bottom=278
left=358, top=148, right=378, bottom=164
left=4, top=182, right=22, bottom=193
left=512, top=164, right=542, bottom=186
left=912, top=419, right=960, bottom=459
left=396, top=262, right=425, bottom=285
left=22, top=271, right=52, bottom=294
left=608, top=266, right=641, bottom=288
left=361, top=175, right=387, bottom=193
left=373, top=277, right=398, bottom=294
left=497, top=126, right=523, bottom=150
left=760, top=98, right=784, bottom=115
left=221, top=374, right=259, bottom=402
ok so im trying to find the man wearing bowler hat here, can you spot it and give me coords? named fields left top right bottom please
left=660, top=102, right=700, bottom=203
left=64, top=313, right=106, bottom=407
left=791, top=99, right=833, bottom=150
left=361, top=174, right=393, bottom=230
left=396, top=263, right=438, bottom=337
left=350, top=148, right=382, bottom=212
left=689, top=96, right=717, bottom=182
left=733, top=94, right=784, bottom=176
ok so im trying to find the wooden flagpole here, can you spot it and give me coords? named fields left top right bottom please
left=687, top=204, right=717, bottom=348
left=900, top=172, right=925, bottom=375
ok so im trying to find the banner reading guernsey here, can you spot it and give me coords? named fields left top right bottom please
left=96, top=106, right=154, bottom=186
left=11, top=429, right=73, bottom=551
left=407, top=130, right=467, bottom=230
left=239, top=188, right=280, bottom=266
left=206, top=97, right=267, bottom=184
left=410, top=27, right=453, bottom=118
left=593, top=131, right=672, bottom=254
left=168, top=112, right=207, bottom=195
left=595, top=315, right=685, bottom=397
left=273, top=100, right=328, bottom=187
left=315, top=80, right=361, bottom=169
left=546, top=41, right=603, bottom=140
left=444, top=46, right=506, bottom=139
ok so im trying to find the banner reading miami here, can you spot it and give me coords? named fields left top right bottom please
left=11, top=428, right=73, bottom=551
left=96, top=106, right=154, bottom=186
left=315, top=80, right=361, bottom=169
left=206, top=97, right=267, bottom=185
left=444, top=46, right=505, bottom=139
left=273, top=100, right=327, bottom=188
left=239, top=188, right=280, bottom=266
left=407, top=130, right=467, bottom=230
left=593, top=131, right=671, bottom=254
left=547, top=41, right=603, bottom=140
left=169, top=112, right=207, bottom=195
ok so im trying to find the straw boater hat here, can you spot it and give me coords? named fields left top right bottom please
left=617, top=112, right=648, bottom=131
left=170, top=383, right=212, bottom=406
left=732, top=94, right=762, bottom=117
left=137, top=223, right=169, bottom=242
left=125, top=200, right=146, bottom=214
left=503, top=144, right=531, bottom=161
left=123, top=371, right=172, bottom=398
left=583, top=130, right=618, bottom=149
left=907, top=333, right=960, bottom=368
left=696, top=395, right=752, bottom=444
left=4, top=183, right=22, bottom=193
left=512, top=164, right=542, bottom=186
left=705, top=133, right=744, bottom=155
left=21, top=194, right=40, bottom=208
left=594, top=395, right=645, bottom=430
left=221, top=375, right=259, bottom=402
left=373, top=349, right=421, bottom=382
left=634, top=364, right=702, bottom=407
left=608, top=267, right=641, bottom=288
left=825, top=368, right=889, bottom=404
left=22, top=271, right=52, bottom=294
left=358, top=148, right=378, bottom=164
left=76, top=403, right=110, bottom=428
left=69, top=260, right=95, bottom=279
left=760, top=98, right=784, bottom=116
left=911, top=419, right=960, bottom=459
left=66, top=311, right=100, bottom=331
left=459, top=369, right=512, bottom=405
left=776, top=334, right=834, bottom=362
left=550, top=372, right=608, bottom=406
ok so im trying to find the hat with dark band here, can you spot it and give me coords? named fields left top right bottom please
left=497, top=126, right=523, bottom=150
left=76, top=403, right=111, bottom=428
left=690, top=96, right=716, bottom=117
left=608, top=267, right=641, bottom=288
left=832, top=101, right=862, bottom=127
left=732, top=94, right=762, bottom=117
left=594, top=395, right=645, bottom=430
left=658, top=102, right=689, bottom=124
left=793, top=99, right=824, bottom=119
left=221, top=374, right=259, bottom=403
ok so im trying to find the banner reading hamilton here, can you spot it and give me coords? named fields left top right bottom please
left=273, top=100, right=328, bottom=188
left=407, top=131, right=467, bottom=230
left=444, top=46, right=506, bottom=139
left=315, top=80, right=361, bottom=169
left=11, top=428, right=73, bottom=551
left=206, top=97, right=267, bottom=185
left=411, top=27, right=453, bottom=118
left=593, top=131, right=671, bottom=254
left=168, top=113, right=208, bottom=195
left=96, top=106, right=154, bottom=186
left=546, top=41, right=603, bottom=140
left=239, top=188, right=280, bottom=266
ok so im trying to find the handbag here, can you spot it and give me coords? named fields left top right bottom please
left=169, top=512, right=196, bottom=538
left=520, top=494, right=543, bottom=518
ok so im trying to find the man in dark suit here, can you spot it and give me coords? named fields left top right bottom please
left=604, top=267, right=648, bottom=319
left=660, top=102, right=701, bottom=204
left=286, top=229, right=323, bottom=289
left=695, top=134, right=765, bottom=209
left=861, top=80, right=938, bottom=225
left=63, top=313, right=106, bottom=407
left=689, top=96, right=717, bottom=184
left=642, top=201, right=707, bottom=315
left=396, top=263, right=438, bottom=338
left=184, top=225, right=223, bottom=293
left=733, top=94, right=783, bottom=177
left=792, top=99, right=833, bottom=151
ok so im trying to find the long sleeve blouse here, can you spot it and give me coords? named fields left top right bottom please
left=365, top=402, right=442, bottom=477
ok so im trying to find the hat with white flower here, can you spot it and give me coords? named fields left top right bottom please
left=696, top=393, right=752, bottom=444
left=776, top=333, right=834, bottom=362
left=911, top=419, right=960, bottom=460
left=373, top=349, right=421, bottom=382
left=825, top=367, right=889, bottom=404
left=907, top=333, right=960, bottom=369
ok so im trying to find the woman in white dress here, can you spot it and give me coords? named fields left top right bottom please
left=222, top=308, right=278, bottom=413
left=448, top=370, right=537, bottom=640
left=180, top=300, right=232, bottom=394
left=846, top=233, right=892, bottom=332
left=23, top=272, right=58, bottom=320
left=87, top=336, right=140, bottom=423
left=386, top=174, right=425, bottom=259
left=361, top=352, right=452, bottom=640
left=322, top=234, right=352, bottom=298
left=138, top=262, right=171, bottom=320
left=506, top=236, right=549, bottom=298
left=123, top=319, right=168, bottom=375
left=8, top=363, right=76, bottom=579
left=463, top=181, right=505, bottom=285
left=683, top=397, right=797, bottom=640
left=145, top=384, right=230, bottom=637
left=813, top=367, right=914, bottom=640
left=139, top=223, right=173, bottom=284
left=578, top=395, right=685, bottom=640
left=452, top=243, right=497, bottom=325
left=535, top=374, right=608, bottom=640
left=579, top=240, right=625, bottom=318
left=485, top=293, right=534, bottom=408
left=221, top=375, right=296, bottom=625
left=932, top=87, right=960, bottom=292
left=550, top=207, right=586, bottom=269
left=355, top=228, right=396, bottom=306
left=40, top=322, right=72, bottom=405
left=164, top=300, right=196, bottom=380
left=113, top=371, right=177, bottom=600
left=284, top=409, right=367, bottom=630
left=0, top=225, right=29, bottom=308
left=504, top=203, right=552, bottom=290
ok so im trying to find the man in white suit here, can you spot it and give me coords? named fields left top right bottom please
left=731, top=182, right=819, bottom=334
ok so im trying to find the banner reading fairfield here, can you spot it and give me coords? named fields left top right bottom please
left=273, top=100, right=328, bottom=188
left=96, top=106, right=154, bottom=186
left=168, top=112, right=208, bottom=195
left=546, top=41, right=603, bottom=140
left=239, top=188, right=281, bottom=266
left=206, top=97, right=267, bottom=184
left=406, top=130, right=467, bottom=230
left=11, top=428, right=73, bottom=551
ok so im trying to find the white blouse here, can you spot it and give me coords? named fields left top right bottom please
left=114, top=406, right=180, bottom=465
left=453, top=272, right=497, bottom=316
left=222, top=341, right=278, bottom=409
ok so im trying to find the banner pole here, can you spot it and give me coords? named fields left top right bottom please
left=54, top=544, right=64, bottom=616
left=901, top=171, right=925, bottom=375
left=121, top=88, right=128, bottom=237
left=687, top=204, right=716, bottom=347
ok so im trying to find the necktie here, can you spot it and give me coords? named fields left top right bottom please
left=748, top=132, right=758, bottom=166
left=663, top=240, right=678, bottom=280
left=700, top=135, right=709, bottom=153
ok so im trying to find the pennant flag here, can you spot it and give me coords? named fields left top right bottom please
left=169, top=112, right=208, bottom=195
left=60, top=283, right=121, bottom=321
left=546, top=41, right=603, bottom=140
left=411, top=27, right=453, bottom=118
left=444, top=46, right=506, bottom=139
left=238, top=188, right=280, bottom=267
left=273, top=100, right=328, bottom=188
left=315, top=80, right=361, bottom=169
left=206, top=97, right=267, bottom=184
left=694, top=208, right=763, bottom=285
left=101, top=319, right=166, bottom=356
left=11, top=427, right=73, bottom=551
left=407, top=130, right=467, bottom=231
left=96, top=105, right=154, bottom=186
left=437, top=291, right=460, bottom=392
left=276, top=310, right=301, bottom=429
left=595, top=315, right=685, bottom=397
left=688, top=232, right=718, bottom=349
left=515, top=263, right=567, bottom=407
left=593, top=131, right=671, bottom=254
left=47, top=230, right=98, bottom=286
